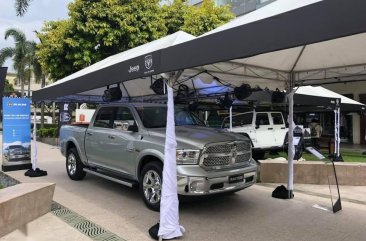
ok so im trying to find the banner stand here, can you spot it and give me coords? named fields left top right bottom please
left=2, top=163, right=32, bottom=172
left=2, top=97, right=32, bottom=172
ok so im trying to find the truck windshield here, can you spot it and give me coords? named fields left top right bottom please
left=136, top=106, right=205, bottom=128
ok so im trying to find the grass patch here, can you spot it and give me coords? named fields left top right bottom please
left=0, top=184, right=3, bottom=189
left=267, top=150, right=366, bottom=163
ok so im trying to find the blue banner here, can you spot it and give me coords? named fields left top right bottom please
left=2, top=97, right=31, bottom=167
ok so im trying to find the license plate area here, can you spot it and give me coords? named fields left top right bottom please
left=229, top=174, right=244, bottom=184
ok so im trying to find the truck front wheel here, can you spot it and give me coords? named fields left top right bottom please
left=66, top=148, right=86, bottom=180
left=139, top=162, right=163, bottom=212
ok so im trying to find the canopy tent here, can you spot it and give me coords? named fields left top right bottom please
left=33, top=0, right=366, bottom=102
left=294, top=86, right=366, bottom=112
left=32, top=0, right=366, bottom=238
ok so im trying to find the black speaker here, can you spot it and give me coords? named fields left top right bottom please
left=102, top=84, right=122, bottom=102
left=272, top=88, right=285, bottom=103
left=220, top=93, right=233, bottom=109
left=150, top=78, right=166, bottom=95
left=234, top=84, right=252, bottom=100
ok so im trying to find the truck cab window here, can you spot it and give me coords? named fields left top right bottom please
left=94, top=107, right=114, bottom=128
left=114, top=107, right=137, bottom=131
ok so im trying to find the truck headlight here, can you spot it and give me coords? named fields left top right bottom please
left=176, top=149, right=200, bottom=165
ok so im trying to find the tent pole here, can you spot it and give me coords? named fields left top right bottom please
left=287, top=73, right=295, bottom=199
left=32, top=102, right=38, bottom=171
left=229, top=106, right=233, bottom=131
left=157, top=71, right=184, bottom=240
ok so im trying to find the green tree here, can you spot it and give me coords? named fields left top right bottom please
left=161, top=0, right=190, bottom=35
left=37, top=0, right=234, bottom=80
left=181, top=0, right=234, bottom=36
left=37, top=0, right=167, bottom=80
left=25, top=41, right=42, bottom=97
left=4, top=79, right=15, bottom=92
left=0, top=28, right=31, bottom=97
left=15, top=0, right=32, bottom=16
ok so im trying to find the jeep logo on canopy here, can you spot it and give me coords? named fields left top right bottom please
left=145, top=55, right=153, bottom=70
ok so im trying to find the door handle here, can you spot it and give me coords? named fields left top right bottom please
left=87, top=132, right=93, bottom=136
left=268, top=128, right=273, bottom=130
left=108, top=135, right=115, bottom=139
left=281, top=127, right=286, bottom=129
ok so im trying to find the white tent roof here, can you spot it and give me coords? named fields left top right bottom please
left=295, top=86, right=363, bottom=106
left=42, top=31, right=196, bottom=90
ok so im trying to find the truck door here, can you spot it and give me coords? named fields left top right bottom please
left=85, top=107, right=117, bottom=170
left=109, top=107, right=140, bottom=176
left=254, top=113, right=275, bottom=148
left=270, top=112, right=287, bottom=146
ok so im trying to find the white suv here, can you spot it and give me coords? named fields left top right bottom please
left=222, top=111, right=288, bottom=160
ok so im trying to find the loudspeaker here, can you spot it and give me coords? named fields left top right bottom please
left=150, top=78, right=166, bottom=95
left=272, top=88, right=285, bottom=103
left=234, top=84, right=252, bottom=100
left=220, top=93, right=233, bottom=109
left=102, top=84, right=122, bottom=102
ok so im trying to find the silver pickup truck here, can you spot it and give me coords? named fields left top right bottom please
left=60, top=103, right=258, bottom=211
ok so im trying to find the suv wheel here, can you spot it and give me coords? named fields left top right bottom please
left=139, top=162, right=163, bottom=211
left=66, top=148, right=86, bottom=180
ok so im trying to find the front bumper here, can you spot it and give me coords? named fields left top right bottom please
left=177, top=162, right=258, bottom=196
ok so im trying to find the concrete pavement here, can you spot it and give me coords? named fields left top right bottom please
left=1, top=139, right=366, bottom=241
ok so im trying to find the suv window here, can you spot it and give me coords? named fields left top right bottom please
left=256, top=113, right=270, bottom=126
left=94, top=107, right=114, bottom=128
left=114, top=107, right=137, bottom=131
left=271, top=113, right=284, bottom=125
left=222, top=113, right=253, bottom=128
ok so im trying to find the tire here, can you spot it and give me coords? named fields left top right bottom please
left=139, top=161, right=163, bottom=212
left=66, top=147, right=86, bottom=180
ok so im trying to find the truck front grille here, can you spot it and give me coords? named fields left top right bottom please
left=200, top=141, right=251, bottom=169
left=235, top=153, right=251, bottom=163
left=203, top=156, right=231, bottom=166
left=206, top=145, right=231, bottom=154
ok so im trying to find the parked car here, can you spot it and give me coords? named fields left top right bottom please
left=4, top=145, right=30, bottom=162
left=60, top=103, right=258, bottom=211
left=222, top=111, right=288, bottom=160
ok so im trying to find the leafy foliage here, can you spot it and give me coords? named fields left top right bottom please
left=37, top=0, right=234, bottom=81
left=182, top=0, right=234, bottom=36
left=0, top=29, right=29, bottom=96
left=15, top=0, right=31, bottom=16
left=4, top=79, right=15, bottom=92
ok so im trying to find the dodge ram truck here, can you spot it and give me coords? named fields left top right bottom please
left=60, top=103, right=258, bottom=211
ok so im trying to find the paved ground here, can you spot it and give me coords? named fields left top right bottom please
left=2, top=140, right=366, bottom=241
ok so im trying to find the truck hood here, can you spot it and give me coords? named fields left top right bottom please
left=147, top=126, right=249, bottom=150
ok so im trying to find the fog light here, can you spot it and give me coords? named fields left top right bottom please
left=189, top=177, right=206, bottom=192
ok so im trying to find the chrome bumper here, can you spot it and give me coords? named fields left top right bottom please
left=177, top=164, right=257, bottom=196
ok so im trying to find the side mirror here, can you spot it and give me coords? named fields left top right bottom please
left=255, top=125, right=260, bottom=129
left=128, top=124, right=139, bottom=132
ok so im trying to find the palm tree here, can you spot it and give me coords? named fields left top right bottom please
left=0, top=28, right=30, bottom=97
left=15, top=0, right=32, bottom=16
left=25, top=41, right=42, bottom=97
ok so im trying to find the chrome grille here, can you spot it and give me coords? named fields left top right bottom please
left=236, top=142, right=251, bottom=152
left=235, top=153, right=251, bottom=163
left=203, top=156, right=231, bottom=167
left=201, top=141, right=251, bottom=169
left=205, top=145, right=231, bottom=154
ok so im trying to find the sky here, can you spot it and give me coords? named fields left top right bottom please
left=0, top=0, right=73, bottom=73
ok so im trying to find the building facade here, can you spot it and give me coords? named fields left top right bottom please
left=189, top=0, right=276, bottom=16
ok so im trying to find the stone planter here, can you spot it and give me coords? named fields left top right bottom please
left=38, top=137, right=59, bottom=146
